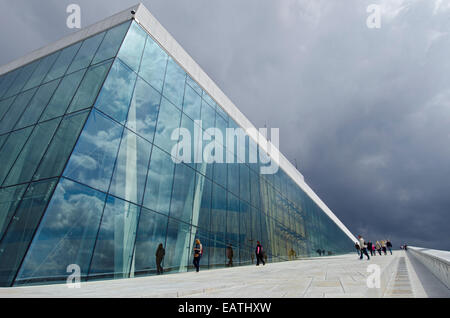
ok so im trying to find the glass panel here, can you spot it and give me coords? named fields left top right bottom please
left=67, top=32, right=106, bottom=74
left=0, top=70, right=20, bottom=99
left=216, top=104, right=228, bottom=121
left=4, top=61, right=39, bottom=98
left=194, top=173, right=211, bottom=231
left=117, top=22, right=147, bottom=72
left=33, top=110, right=90, bottom=180
left=133, top=208, right=168, bottom=276
left=88, top=195, right=140, bottom=279
left=177, top=114, right=195, bottom=167
left=22, top=52, right=59, bottom=91
left=240, top=164, right=250, bottom=203
left=92, top=21, right=131, bottom=64
left=0, top=133, right=7, bottom=151
left=202, top=91, right=216, bottom=108
left=14, top=178, right=105, bottom=284
left=209, top=183, right=226, bottom=268
left=153, top=97, right=181, bottom=154
left=0, top=178, right=57, bottom=287
left=15, top=79, right=60, bottom=129
left=63, top=110, right=124, bottom=192
left=3, top=117, right=60, bottom=187
left=0, top=127, right=33, bottom=185
left=0, top=184, right=28, bottom=239
left=44, top=42, right=82, bottom=82
left=0, top=88, right=37, bottom=135
left=162, top=58, right=186, bottom=109
left=227, top=193, right=240, bottom=246
left=170, top=163, right=195, bottom=223
left=126, top=77, right=160, bottom=142
left=200, top=100, right=215, bottom=130
left=109, top=128, right=152, bottom=205
left=164, top=218, right=191, bottom=273
left=139, top=36, right=168, bottom=92
left=228, top=154, right=239, bottom=196
left=239, top=200, right=251, bottom=264
left=68, top=59, right=112, bottom=113
left=95, top=59, right=136, bottom=124
left=142, top=146, right=174, bottom=215
left=0, top=96, right=15, bottom=121
left=186, top=75, right=202, bottom=96
left=40, top=68, right=86, bottom=121
left=182, top=84, right=201, bottom=121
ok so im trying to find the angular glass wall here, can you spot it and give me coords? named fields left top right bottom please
left=0, top=19, right=353, bottom=286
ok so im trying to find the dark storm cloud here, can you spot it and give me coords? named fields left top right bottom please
left=1, top=0, right=449, bottom=249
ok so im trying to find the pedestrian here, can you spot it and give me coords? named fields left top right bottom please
left=355, top=242, right=361, bottom=256
left=372, top=244, right=376, bottom=256
left=316, top=249, right=322, bottom=256
left=193, top=239, right=203, bottom=272
left=376, top=241, right=382, bottom=255
left=358, top=235, right=370, bottom=260
left=381, top=240, right=387, bottom=255
left=155, top=243, right=165, bottom=275
left=404, top=244, right=408, bottom=251
left=367, top=241, right=373, bottom=256
left=386, top=240, right=393, bottom=255
left=255, top=241, right=265, bottom=266
left=226, top=244, right=234, bottom=267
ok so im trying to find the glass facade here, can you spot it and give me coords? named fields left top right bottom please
left=0, top=19, right=353, bottom=287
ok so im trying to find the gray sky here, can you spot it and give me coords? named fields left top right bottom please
left=1, top=0, right=449, bottom=250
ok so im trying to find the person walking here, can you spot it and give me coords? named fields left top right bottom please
left=355, top=242, right=361, bottom=256
left=376, top=241, right=382, bottom=255
left=372, top=243, right=376, bottom=256
left=155, top=243, right=165, bottom=275
left=226, top=244, right=234, bottom=267
left=386, top=240, right=393, bottom=255
left=367, top=241, right=373, bottom=256
left=255, top=241, right=265, bottom=266
left=193, top=239, right=203, bottom=272
left=358, top=235, right=370, bottom=260
left=381, top=240, right=387, bottom=255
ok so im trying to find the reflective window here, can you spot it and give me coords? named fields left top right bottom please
left=40, top=68, right=86, bottom=121
left=126, top=77, right=160, bottom=142
left=209, top=183, right=226, bottom=267
left=183, top=84, right=201, bottom=121
left=162, top=58, right=186, bottom=109
left=95, top=59, right=136, bottom=124
left=227, top=154, right=240, bottom=197
left=216, top=104, right=228, bottom=122
left=67, top=32, right=105, bottom=74
left=186, top=75, right=202, bottom=96
left=109, top=128, right=152, bottom=205
left=22, top=52, right=59, bottom=91
left=44, top=42, right=82, bottom=82
left=4, top=61, right=39, bottom=98
left=170, top=163, right=195, bottom=224
left=142, top=146, right=174, bottom=215
left=164, top=218, right=191, bottom=273
left=239, top=200, right=251, bottom=264
left=92, top=21, right=131, bottom=64
left=240, top=164, right=250, bottom=203
left=63, top=110, right=124, bottom=192
left=89, top=195, right=140, bottom=279
left=200, top=100, right=215, bottom=130
left=133, top=208, right=168, bottom=276
left=227, top=193, right=240, bottom=246
left=15, top=79, right=60, bottom=129
left=3, top=117, right=60, bottom=187
left=0, top=96, right=15, bottom=121
left=0, top=69, right=20, bottom=99
left=33, top=110, right=90, bottom=181
left=139, top=36, right=168, bottom=92
left=117, top=22, right=147, bottom=72
left=68, top=59, right=112, bottom=113
left=15, top=178, right=105, bottom=284
left=153, top=97, right=181, bottom=154
left=202, top=91, right=216, bottom=108
left=0, top=88, right=37, bottom=135
left=0, top=184, right=28, bottom=239
left=194, top=173, right=211, bottom=231
left=0, top=178, right=57, bottom=287
left=0, top=127, right=33, bottom=185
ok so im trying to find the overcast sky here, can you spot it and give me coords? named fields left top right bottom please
left=1, top=0, right=449, bottom=250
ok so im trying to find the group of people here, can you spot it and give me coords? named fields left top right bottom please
left=154, top=240, right=267, bottom=275
left=355, top=235, right=393, bottom=260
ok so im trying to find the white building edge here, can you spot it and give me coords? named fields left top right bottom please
left=0, top=3, right=357, bottom=244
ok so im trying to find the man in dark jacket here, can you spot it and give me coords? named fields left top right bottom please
left=226, top=244, right=234, bottom=267
left=155, top=243, right=165, bottom=275
left=386, top=240, right=393, bottom=255
left=255, top=241, right=265, bottom=266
